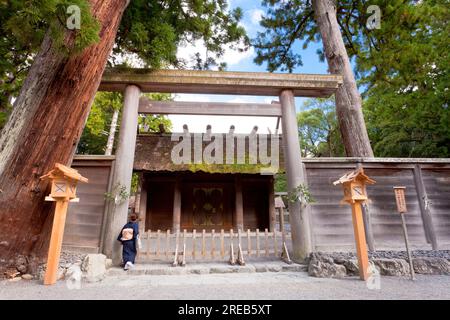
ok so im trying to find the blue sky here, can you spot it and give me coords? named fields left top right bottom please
left=170, top=0, right=330, bottom=134
left=230, top=1, right=328, bottom=75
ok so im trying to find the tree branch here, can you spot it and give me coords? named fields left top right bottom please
left=279, top=10, right=313, bottom=66
left=337, top=17, right=357, bottom=55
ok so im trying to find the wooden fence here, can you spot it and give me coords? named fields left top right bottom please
left=137, top=229, right=290, bottom=263
left=303, top=158, right=450, bottom=252
left=66, top=156, right=450, bottom=254
left=62, top=156, right=115, bottom=253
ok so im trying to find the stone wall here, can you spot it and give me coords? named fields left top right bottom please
left=308, top=251, right=450, bottom=278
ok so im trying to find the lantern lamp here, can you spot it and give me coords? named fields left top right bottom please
left=41, top=163, right=88, bottom=201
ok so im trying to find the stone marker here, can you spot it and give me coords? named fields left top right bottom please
left=372, top=258, right=410, bottom=276
left=413, top=258, right=450, bottom=275
left=308, top=253, right=347, bottom=278
left=81, top=254, right=107, bottom=283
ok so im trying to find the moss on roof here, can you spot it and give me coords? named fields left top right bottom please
left=134, top=134, right=285, bottom=174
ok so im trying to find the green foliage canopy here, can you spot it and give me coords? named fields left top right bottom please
left=0, top=0, right=249, bottom=129
left=362, top=1, right=450, bottom=157
left=298, top=98, right=345, bottom=157
left=254, top=0, right=449, bottom=157
left=76, top=92, right=122, bottom=155
left=0, top=0, right=99, bottom=127
left=115, top=0, right=249, bottom=69
left=77, top=92, right=173, bottom=155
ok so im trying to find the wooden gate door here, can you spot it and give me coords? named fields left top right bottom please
left=181, top=182, right=233, bottom=231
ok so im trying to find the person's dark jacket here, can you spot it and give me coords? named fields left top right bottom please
left=117, top=221, right=139, bottom=243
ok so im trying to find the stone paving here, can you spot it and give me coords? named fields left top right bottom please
left=2, top=257, right=449, bottom=300
left=107, top=261, right=307, bottom=276
left=1, top=271, right=449, bottom=300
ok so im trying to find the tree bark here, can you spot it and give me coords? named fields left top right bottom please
left=0, top=0, right=130, bottom=268
left=312, top=0, right=374, bottom=157
left=105, top=109, right=119, bottom=156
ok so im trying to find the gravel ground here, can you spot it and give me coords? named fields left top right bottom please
left=1, top=272, right=449, bottom=300
left=58, top=251, right=86, bottom=266
left=33, top=251, right=86, bottom=281
left=328, top=250, right=450, bottom=261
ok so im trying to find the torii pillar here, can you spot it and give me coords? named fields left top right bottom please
left=103, top=84, right=141, bottom=265
left=280, top=89, right=312, bottom=262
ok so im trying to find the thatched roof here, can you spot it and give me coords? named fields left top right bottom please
left=134, top=133, right=285, bottom=174
left=333, top=167, right=376, bottom=185
left=40, top=163, right=89, bottom=182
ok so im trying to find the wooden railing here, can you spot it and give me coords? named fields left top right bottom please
left=137, top=229, right=291, bottom=264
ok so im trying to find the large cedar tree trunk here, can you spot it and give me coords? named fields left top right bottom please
left=313, top=0, right=374, bottom=157
left=0, top=0, right=130, bottom=269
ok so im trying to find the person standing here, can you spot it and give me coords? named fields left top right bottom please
left=117, top=213, right=139, bottom=270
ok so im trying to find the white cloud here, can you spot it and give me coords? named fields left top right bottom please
left=110, top=48, right=145, bottom=68
left=169, top=95, right=280, bottom=134
left=249, top=9, right=264, bottom=25
left=176, top=39, right=254, bottom=69
left=226, top=0, right=233, bottom=11
left=226, top=97, right=277, bottom=104
left=226, top=97, right=247, bottom=104
left=221, top=44, right=255, bottom=66
left=168, top=115, right=279, bottom=134
left=176, top=39, right=208, bottom=68
left=174, top=94, right=211, bottom=102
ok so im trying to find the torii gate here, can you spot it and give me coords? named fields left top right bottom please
left=98, top=69, right=343, bottom=265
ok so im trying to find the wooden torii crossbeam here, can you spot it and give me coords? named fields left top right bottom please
left=139, top=98, right=283, bottom=117
left=100, top=69, right=343, bottom=97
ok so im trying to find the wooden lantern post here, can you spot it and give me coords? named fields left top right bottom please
left=40, top=163, right=88, bottom=285
left=393, top=186, right=415, bottom=280
left=333, top=168, right=375, bottom=281
left=275, top=196, right=292, bottom=264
